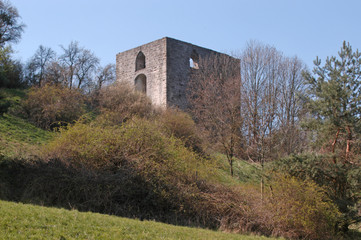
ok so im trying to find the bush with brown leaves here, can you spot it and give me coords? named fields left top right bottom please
left=22, top=84, right=85, bottom=129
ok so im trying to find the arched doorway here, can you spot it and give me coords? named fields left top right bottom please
left=134, top=74, right=146, bottom=93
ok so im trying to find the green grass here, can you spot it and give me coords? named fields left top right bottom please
left=0, top=88, right=26, bottom=102
left=0, top=113, right=53, bottom=143
left=212, top=153, right=262, bottom=185
left=0, top=88, right=54, bottom=158
left=0, top=200, right=279, bottom=240
left=0, top=114, right=54, bottom=158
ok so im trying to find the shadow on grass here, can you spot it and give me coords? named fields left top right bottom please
left=0, top=156, right=212, bottom=229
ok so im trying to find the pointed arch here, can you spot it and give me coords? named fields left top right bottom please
left=135, top=51, right=146, bottom=71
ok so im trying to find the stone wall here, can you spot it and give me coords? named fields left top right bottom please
left=116, top=38, right=167, bottom=107
left=166, top=37, right=228, bottom=109
left=116, top=37, right=240, bottom=109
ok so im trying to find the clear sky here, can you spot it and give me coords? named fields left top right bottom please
left=10, top=0, right=361, bottom=69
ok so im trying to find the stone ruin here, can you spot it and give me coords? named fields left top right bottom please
left=116, top=37, right=239, bottom=109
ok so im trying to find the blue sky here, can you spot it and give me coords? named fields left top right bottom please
left=10, top=0, right=361, bottom=69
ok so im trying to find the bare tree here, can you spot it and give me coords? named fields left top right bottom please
left=239, top=41, right=307, bottom=161
left=26, top=45, right=55, bottom=86
left=240, top=41, right=282, bottom=163
left=277, top=56, right=307, bottom=155
left=44, top=59, right=67, bottom=86
left=60, top=41, right=100, bottom=90
left=60, top=41, right=81, bottom=89
left=188, top=54, right=242, bottom=176
left=75, top=49, right=99, bottom=89
left=95, top=64, right=116, bottom=90
left=239, top=41, right=307, bottom=198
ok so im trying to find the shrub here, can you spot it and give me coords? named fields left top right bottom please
left=269, top=154, right=361, bottom=233
left=263, top=174, right=341, bottom=239
left=22, top=84, right=85, bottom=129
left=157, top=108, right=203, bottom=153
left=96, top=82, right=155, bottom=125
left=217, top=174, right=341, bottom=240
left=8, top=117, right=344, bottom=239
left=44, top=117, right=208, bottom=179
left=42, top=117, right=224, bottom=226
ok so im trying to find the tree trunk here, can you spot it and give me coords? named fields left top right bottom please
left=228, top=152, right=234, bottom=177
left=345, top=125, right=352, bottom=163
left=230, top=160, right=233, bottom=176
left=331, top=128, right=340, bottom=163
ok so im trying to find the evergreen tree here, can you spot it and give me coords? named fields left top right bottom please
left=303, top=41, right=361, bottom=232
left=303, top=41, right=361, bottom=162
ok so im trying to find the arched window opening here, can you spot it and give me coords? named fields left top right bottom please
left=190, top=50, right=199, bottom=69
left=134, top=74, right=146, bottom=93
left=135, top=51, right=146, bottom=71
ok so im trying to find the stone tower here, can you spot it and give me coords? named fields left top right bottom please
left=116, top=37, right=239, bottom=109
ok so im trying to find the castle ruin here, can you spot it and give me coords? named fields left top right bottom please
left=116, top=37, right=239, bottom=109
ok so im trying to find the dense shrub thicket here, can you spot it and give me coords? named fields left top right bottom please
left=270, top=154, right=361, bottom=232
left=95, top=82, right=155, bottom=125
left=219, top=174, right=340, bottom=239
left=22, top=84, right=85, bottom=129
left=37, top=116, right=341, bottom=239
left=157, top=108, right=203, bottom=153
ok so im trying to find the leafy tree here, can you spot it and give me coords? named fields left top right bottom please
left=303, top=41, right=361, bottom=162
left=0, top=45, right=24, bottom=88
left=0, top=0, right=25, bottom=46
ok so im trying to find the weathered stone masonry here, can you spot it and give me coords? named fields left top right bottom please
left=116, top=37, right=239, bottom=109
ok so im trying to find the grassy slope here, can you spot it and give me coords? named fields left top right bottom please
left=0, top=200, right=279, bottom=240
left=0, top=88, right=54, bottom=158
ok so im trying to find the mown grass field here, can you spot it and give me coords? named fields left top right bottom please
left=0, top=200, right=280, bottom=240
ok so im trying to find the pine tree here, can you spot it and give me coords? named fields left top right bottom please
left=303, top=41, right=361, bottom=163
left=303, top=41, right=361, bottom=232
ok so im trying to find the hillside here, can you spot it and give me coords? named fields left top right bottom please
left=0, top=200, right=278, bottom=240
left=0, top=89, right=54, bottom=158
left=0, top=86, right=358, bottom=239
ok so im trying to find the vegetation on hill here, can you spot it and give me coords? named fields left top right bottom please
left=0, top=82, right=344, bottom=239
left=0, top=88, right=53, bottom=158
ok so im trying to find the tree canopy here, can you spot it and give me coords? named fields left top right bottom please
left=0, top=0, right=25, bottom=46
